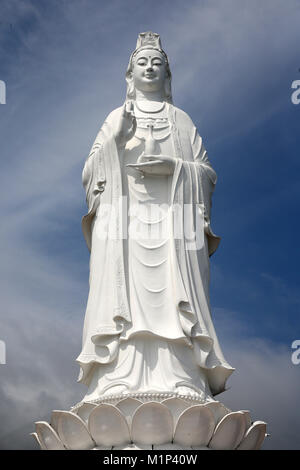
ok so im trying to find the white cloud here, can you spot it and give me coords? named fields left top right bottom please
left=220, top=336, right=300, bottom=450
left=205, top=307, right=300, bottom=449
left=0, top=0, right=299, bottom=449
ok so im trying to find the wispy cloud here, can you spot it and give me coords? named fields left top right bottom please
left=209, top=308, right=300, bottom=449
left=0, top=0, right=299, bottom=449
left=221, top=336, right=300, bottom=450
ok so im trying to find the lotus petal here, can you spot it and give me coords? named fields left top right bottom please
left=237, top=421, right=267, bottom=450
left=161, top=398, right=190, bottom=425
left=116, top=398, right=143, bottom=425
left=114, top=444, right=152, bottom=450
left=131, top=402, right=173, bottom=445
left=191, top=446, right=211, bottom=450
left=93, top=446, right=113, bottom=450
left=174, top=405, right=215, bottom=447
left=30, top=432, right=46, bottom=450
left=57, top=411, right=94, bottom=450
left=203, top=401, right=230, bottom=425
left=35, top=421, right=65, bottom=450
left=209, top=411, right=247, bottom=450
left=240, top=410, right=252, bottom=429
left=50, top=410, right=63, bottom=434
left=153, top=443, right=191, bottom=450
left=76, top=403, right=97, bottom=424
left=88, top=404, right=130, bottom=447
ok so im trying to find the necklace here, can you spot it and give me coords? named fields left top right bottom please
left=135, top=100, right=166, bottom=114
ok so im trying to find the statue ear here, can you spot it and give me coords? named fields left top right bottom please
left=126, top=74, right=135, bottom=99
left=164, top=77, right=172, bottom=103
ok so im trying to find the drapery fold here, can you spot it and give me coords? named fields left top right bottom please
left=77, top=104, right=234, bottom=396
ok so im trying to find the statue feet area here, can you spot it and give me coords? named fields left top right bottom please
left=32, top=391, right=267, bottom=450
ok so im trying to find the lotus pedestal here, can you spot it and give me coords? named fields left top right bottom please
left=32, top=392, right=267, bottom=450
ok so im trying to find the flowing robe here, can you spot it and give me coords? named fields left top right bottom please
left=77, top=103, right=234, bottom=400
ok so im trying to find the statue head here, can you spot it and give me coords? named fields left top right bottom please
left=126, top=32, right=173, bottom=103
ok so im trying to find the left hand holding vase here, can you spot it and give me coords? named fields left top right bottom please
left=127, top=153, right=176, bottom=176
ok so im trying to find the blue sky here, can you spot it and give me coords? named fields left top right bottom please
left=0, top=0, right=299, bottom=449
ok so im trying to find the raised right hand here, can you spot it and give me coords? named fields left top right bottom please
left=115, top=100, right=136, bottom=147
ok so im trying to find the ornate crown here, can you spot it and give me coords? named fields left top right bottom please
left=136, top=31, right=162, bottom=50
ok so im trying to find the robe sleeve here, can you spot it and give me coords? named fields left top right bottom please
left=81, top=110, right=121, bottom=251
left=183, top=118, right=221, bottom=256
left=190, top=124, right=216, bottom=221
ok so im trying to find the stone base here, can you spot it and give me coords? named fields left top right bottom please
left=32, top=392, right=267, bottom=450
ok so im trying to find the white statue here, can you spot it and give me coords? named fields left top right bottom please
left=33, top=33, right=267, bottom=451
left=76, top=31, right=234, bottom=404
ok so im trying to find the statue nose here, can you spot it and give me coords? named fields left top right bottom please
left=146, top=65, right=153, bottom=71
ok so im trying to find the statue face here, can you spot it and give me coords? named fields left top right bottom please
left=132, top=49, right=166, bottom=93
